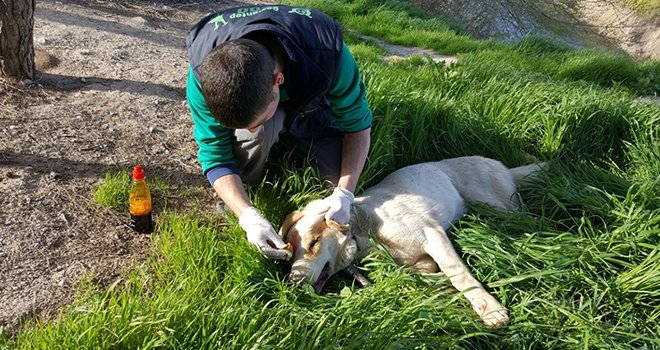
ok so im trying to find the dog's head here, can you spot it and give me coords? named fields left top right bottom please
left=278, top=199, right=359, bottom=293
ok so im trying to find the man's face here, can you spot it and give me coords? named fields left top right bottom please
left=245, top=71, right=284, bottom=133
left=246, top=91, right=279, bottom=133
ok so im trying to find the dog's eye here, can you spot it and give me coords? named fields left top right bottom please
left=308, top=239, right=320, bottom=253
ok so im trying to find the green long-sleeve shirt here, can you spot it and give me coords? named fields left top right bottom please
left=187, top=42, right=372, bottom=182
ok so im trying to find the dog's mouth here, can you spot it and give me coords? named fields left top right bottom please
left=312, top=262, right=331, bottom=294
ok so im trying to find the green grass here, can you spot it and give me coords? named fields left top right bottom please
left=92, top=168, right=172, bottom=212
left=3, top=1, right=660, bottom=349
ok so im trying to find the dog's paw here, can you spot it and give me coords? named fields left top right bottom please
left=478, top=305, right=509, bottom=328
left=465, top=289, right=510, bottom=328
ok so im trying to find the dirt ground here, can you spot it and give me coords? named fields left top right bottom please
left=0, top=0, right=279, bottom=335
left=577, top=0, right=660, bottom=60
left=0, top=0, right=658, bottom=338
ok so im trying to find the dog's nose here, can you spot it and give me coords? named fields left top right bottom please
left=288, top=271, right=307, bottom=284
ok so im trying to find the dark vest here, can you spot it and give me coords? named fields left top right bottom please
left=186, top=5, right=344, bottom=118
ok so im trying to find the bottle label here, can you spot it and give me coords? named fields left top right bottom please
left=129, top=176, right=152, bottom=233
left=130, top=198, right=152, bottom=216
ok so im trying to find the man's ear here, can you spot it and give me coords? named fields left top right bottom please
left=273, top=72, right=284, bottom=86
left=279, top=210, right=304, bottom=241
left=326, top=219, right=350, bottom=235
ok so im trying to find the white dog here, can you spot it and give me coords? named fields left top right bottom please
left=279, top=156, right=546, bottom=327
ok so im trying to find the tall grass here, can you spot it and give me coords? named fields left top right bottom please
left=3, top=0, right=659, bottom=349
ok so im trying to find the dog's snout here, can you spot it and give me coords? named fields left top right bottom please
left=288, top=262, right=315, bottom=284
left=288, top=260, right=314, bottom=284
left=288, top=270, right=308, bottom=284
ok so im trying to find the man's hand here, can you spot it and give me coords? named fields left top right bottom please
left=324, top=187, right=354, bottom=225
left=239, top=207, right=292, bottom=260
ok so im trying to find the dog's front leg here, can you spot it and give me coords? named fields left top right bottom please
left=422, top=226, right=509, bottom=327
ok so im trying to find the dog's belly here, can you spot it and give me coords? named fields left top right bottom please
left=358, top=163, right=466, bottom=268
left=369, top=194, right=465, bottom=267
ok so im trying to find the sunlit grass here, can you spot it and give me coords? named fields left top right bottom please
left=92, top=168, right=172, bottom=212
left=92, top=170, right=132, bottom=211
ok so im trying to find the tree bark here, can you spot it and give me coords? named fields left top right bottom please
left=0, top=0, right=36, bottom=79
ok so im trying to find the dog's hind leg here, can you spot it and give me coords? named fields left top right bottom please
left=509, top=162, right=548, bottom=188
left=422, top=224, right=509, bottom=327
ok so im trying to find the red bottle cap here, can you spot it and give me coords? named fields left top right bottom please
left=132, top=165, right=145, bottom=180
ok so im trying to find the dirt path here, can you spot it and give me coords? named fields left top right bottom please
left=353, top=32, right=458, bottom=64
left=577, top=0, right=660, bottom=60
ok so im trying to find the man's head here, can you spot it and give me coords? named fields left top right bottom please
left=200, top=39, right=284, bottom=130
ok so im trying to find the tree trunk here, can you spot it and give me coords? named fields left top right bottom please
left=0, top=0, right=35, bottom=79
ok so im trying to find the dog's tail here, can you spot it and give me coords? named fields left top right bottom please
left=509, top=162, right=548, bottom=188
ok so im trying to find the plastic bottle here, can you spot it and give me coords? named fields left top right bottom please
left=129, top=165, right=153, bottom=233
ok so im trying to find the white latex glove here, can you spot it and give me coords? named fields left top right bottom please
left=239, top=207, right=292, bottom=260
left=324, top=187, right=354, bottom=225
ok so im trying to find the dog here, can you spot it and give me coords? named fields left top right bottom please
left=278, top=156, right=546, bottom=327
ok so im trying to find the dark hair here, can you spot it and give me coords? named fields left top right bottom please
left=200, top=39, right=276, bottom=129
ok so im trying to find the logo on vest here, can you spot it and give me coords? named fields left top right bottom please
left=209, top=15, right=228, bottom=30
left=209, top=6, right=314, bottom=30
left=289, top=8, right=312, bottom=18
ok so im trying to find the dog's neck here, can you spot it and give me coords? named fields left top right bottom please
left=349, top=204, right=368, bottom=236
left=348, top=199, right=377, bottom=261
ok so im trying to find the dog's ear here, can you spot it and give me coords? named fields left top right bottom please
left=326, top=219, right=350, bottom=234
left=279, top=210, right=305, bottom=241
